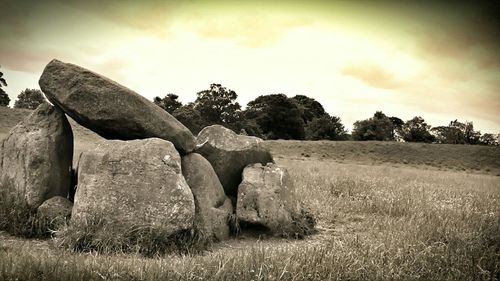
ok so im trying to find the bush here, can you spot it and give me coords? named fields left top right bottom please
left=287, top=206, right=317, bottom=239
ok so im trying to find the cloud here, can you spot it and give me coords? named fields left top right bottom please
left=413, top=2, right=500, bottom=70
left=185, top=14, right=316, bottom=47
left=340, top=63, right=404, bottom=89
left=60, top=0, right=181, bottom=37
left=0, top=47, right=61, bottom=73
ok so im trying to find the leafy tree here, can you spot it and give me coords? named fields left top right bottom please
left=236, top=118, right=264, bottom=138
left=153, top=93, right=183, bottom=114
left=246, top=94, right=305, bottom=140
left=291, top=95, right=326, bottom=124
left=14, top=88, right=46, bottom=110
left=0, top=89, right=9, bottom=107
left=0, top=66, right=6, bottom=89
left=431, top=126, right=461, bottom=144
left=305, top=114, right=348, bottom=140
left=172, top=103, right=207, bottom=135
left=389, top=116, right=404, bottom=140
left=352, top=111, right=394, bottom=141
left=194, top=83, right=241, bottom=129
left=0, top=66, right=9, bottom=107
left=400, top=116, right=435, bottom=143
left=432, top=120, right=481, bottom=144
left=463, top=121, right=481, bottom=145
left=479, top=133, right=498, bottom=146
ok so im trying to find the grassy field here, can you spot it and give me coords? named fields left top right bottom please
left=1, top=107, right=499, bottom=280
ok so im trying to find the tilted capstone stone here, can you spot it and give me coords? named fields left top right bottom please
left=39, top=59, right=196, bottom=154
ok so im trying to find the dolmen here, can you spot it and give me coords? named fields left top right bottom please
left=0, top=59, right=315, bottom=246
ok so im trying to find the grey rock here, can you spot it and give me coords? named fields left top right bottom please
left=182, top=153, right=233, bottom=241
left=72, top=138, right=195, bottom=235
left=236, top=163, right=300, bottom=235
left=37, top=196, right=73, bottom=220
left=196, top=125, right=273, bottom=196
left=0, top=103, right=73, bottom=209
left=39, top=59, right=196, bottom=154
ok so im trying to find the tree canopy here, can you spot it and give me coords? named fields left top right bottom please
left=0, top=66, right=7, bottom=89
left=153, top=93, right=183, bottom=114
left=246, top=94, right=305, bottom=140
left=172, top=103, right=206, bottom=135
left=305, top=114, right=348, bottom=140
left=194, top=83, right=241, bottom=129
left=352, top=111, right=395, bottom=141
left=291, top=95, right=326, bottom=124
left=0, top=66, right=9, bottom=107
left=400, top=116, right=435, bottom=143
left=431, top=120, right=481, bottom=145
left=153, top=85, right=497, bottom=146
left=14, top=88, right=46, bottom=110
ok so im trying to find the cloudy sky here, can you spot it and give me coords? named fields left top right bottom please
left=1, top=0, right=499, bottom=132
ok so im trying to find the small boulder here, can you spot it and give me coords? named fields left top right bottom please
left=37, top=196, right=73, bottom=221
left=72, top=138, right=195, bottom=236
left=39, top=59, right=196, bottom=154
left=196, top=125, right=273, bottom=197
left=236, top=163, right=300, bottom=235
left=0, top=103, right=73, bottom=209
left=181, top=153, right=233, bottom=241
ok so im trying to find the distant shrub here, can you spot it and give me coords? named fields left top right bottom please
left=288, top=206, right=317, bottom=239
left=56, top=212, right=211, bottom=257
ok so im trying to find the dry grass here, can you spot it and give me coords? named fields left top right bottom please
left=1, top=158, right=499, bottom=280
left=1, top=107, right=499, bottom=280
left=0, top=106, right=31, bottom=140
left=265, top=140, right=500, bottom=176
left=0, top=183, right=62, bottom=239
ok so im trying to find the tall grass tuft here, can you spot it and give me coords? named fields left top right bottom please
left=0, top=183, right=60, bottom=238
left=55, top=212, right=211, bottom=257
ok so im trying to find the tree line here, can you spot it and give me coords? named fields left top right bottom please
left=153, top=83, right=498, bottom=146
left=0, top=72, right=498, bottom=146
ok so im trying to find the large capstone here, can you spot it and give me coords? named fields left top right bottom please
left=72, top=138, right=195, bottom=235
left=0, top=103, right=73, bottom=209
left=236, top=163, right=300, bottom=235
left=39, top=59, right=196, bottom=154
left=195, top=125, right=273, bottom=197
left=181, top=153, right=233, bottom=241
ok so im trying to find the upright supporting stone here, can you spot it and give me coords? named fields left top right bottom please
left=0, top=103, right=73, bottom=209
left=72, top=138, right=195, bottom=236
left=196, top=125, right=273, bottom=197
left=182, top=153, right=233, bottom=241
left=236, top=163, right=301, bottom=235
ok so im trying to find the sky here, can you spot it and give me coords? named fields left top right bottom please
left=0, top=0, right=499, bottom=133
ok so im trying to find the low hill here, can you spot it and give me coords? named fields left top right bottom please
left=264, top=140, right=500, bottom=175
left=2, top=106, right=499, bottom=175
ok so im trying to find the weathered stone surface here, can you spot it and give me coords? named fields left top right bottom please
left=196, top=125, right=273, bottom=197
left=236, top=163, right=300, bottom=234
left=37, top=196, right=73, bottom=220
left=0, top=103, right=73, bottom=209
left=181, top=153, right=233, bottom=241
left=72, top=138, right=195, bottom=235
left=39, top=59, right=196, bottom=154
